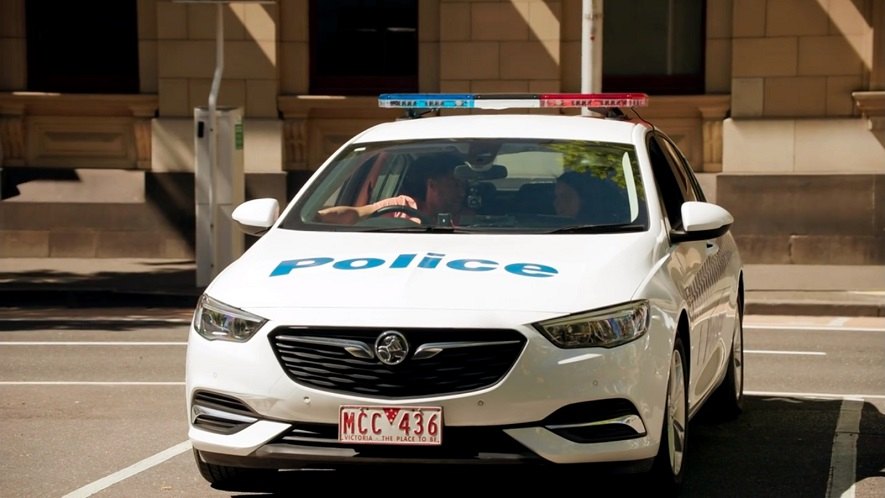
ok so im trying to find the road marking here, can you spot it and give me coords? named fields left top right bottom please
left=0, top=381, right=184, bottom=386
left=745, top=349, right=826, bottom=356
left=745, top=324, right=885, bottom=332
left=828, top=317, right=850, bottom=327
left=62, top=440, right=192, bottom=498
left=826, top=398, right=863, bottom=498
left=746, top=390, right=885, bottom=400
left=1, top=317, right=190, bottom=324
left=0, top=341, right=186, bottom=346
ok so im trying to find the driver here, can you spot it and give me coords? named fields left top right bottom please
left=316, top=153, right=469, bottom=225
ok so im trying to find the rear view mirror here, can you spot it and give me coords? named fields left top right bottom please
left=454, top=164, right=508, bottom=181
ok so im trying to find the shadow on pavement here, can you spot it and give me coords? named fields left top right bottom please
left=686, top=395, right=884, bottom=497
left=0, top=264, right=200, bottom=309
left=216, top=465, right=661, bottom=496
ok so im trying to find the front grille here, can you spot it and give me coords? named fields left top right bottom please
left=269, top=327, right=526, bottom=397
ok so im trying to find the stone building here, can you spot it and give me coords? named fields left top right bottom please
left=0, top=0, right=883, bottom=265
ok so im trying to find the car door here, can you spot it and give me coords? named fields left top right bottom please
left=663, top=138, right=737, bottom=400
left=647, top=133, right=721, bottom=408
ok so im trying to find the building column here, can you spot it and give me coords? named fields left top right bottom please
left=699, top=102, right=730, bottom=173
left=852, top=91, right=885, bottom=147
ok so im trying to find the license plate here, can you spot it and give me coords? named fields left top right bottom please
left=338, top=405, right=443, bottom=445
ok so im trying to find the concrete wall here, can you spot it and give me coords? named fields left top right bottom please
left=0, top=169, right=286, bottom=258
left=718, top=174, right=885, bottom=264
left=731, top=0, right=873, bottom=119
left=721, top=0, right=884, bottom=264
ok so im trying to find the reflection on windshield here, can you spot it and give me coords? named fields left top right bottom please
left=281, top=138, right=649, bottom=233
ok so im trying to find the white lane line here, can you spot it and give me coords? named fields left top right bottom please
left=826, top=398, right=863, bottom=498
left=745, top=324, right=885, bottom=332
left=0, top=342, right=186, bottom=346
left=746, top=390, right=885, bottom=400
left=745, top=349, right=826, bottom=356
left=828, top=317, right=850, bottom=327
left=1, top=317, right=190, bottom=323
left=62, top=440, right=192, bottom=498
left=0, top=381, right=184, bottom=386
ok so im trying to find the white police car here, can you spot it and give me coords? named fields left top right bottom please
left=187, top=93, right=744, bottom=490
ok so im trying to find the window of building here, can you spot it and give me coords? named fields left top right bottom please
left=25, top=0, right=139, bottom=94
left=603, top=0, right=704, bottom=95
left=309, top=0, right=418, bottom=95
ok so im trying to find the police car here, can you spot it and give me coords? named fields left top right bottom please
left=186, top=93, right=744, bottom=490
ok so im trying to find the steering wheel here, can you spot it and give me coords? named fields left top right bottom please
left=369, top=204, right=432, bottom=225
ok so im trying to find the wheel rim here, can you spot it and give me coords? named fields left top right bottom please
left=733, top=318, right=744, bottom=400
left=667, top=348, right=687, bottom=475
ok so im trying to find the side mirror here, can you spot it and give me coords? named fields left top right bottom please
left=670, top=201, right=733, bottom=242
left=232, top=198, right=280, bottom=236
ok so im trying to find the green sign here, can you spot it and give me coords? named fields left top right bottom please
left=235, top=122, right=244, bottom=150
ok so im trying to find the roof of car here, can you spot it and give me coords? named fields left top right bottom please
left=352, top=114, right=647, bottom=144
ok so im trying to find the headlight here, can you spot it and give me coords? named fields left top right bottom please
left=534, top=300, right=649, bottom=348
left=193, top=294, right=267, bottom=342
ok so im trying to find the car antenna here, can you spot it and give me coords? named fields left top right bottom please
left=629, top=106, right=656, bottom=130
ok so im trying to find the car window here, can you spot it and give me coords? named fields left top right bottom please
left=647, top=135, right=691, bottom=229
left=658, top=137, right=707, bottom=202
left=281, top=138, right=650, bottom=233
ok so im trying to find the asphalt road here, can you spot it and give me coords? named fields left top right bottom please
left=0, top=310, right=883, bottom=497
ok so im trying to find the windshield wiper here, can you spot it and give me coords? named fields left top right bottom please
left=547, top=223, right=646, bottom=234
left=357, top=225, right=467, bottom=233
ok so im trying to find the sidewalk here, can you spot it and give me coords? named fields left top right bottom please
left=0, top=258, right=883, bottom=316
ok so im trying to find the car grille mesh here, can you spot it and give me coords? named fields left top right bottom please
left=269, top=327, right=526, bottom=397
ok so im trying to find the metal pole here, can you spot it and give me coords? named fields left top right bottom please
left=593, top=0, right=603, bottom=94
left=581, top=0, right=591, bottom=99
left=581, top=0, right=603, bottom=116
left=208, top=3, right=224, bottom=277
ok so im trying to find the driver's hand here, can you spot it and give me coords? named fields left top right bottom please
left=316, top=206, right=360, bottom=224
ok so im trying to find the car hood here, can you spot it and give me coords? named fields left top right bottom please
left=206, top=230, right=657, bottom=315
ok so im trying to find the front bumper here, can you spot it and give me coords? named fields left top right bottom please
left=186, top=308, right=673, bottom=467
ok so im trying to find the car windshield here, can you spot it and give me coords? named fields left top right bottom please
left=280, top=138, right=649, bottom=233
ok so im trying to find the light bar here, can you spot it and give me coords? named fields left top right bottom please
left=378, top=93, right=648, bottom=110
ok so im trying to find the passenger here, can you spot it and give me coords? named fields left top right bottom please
left=316, top=153, right=469, bottom=225
left=554, top=170, right=628, bottom=224
left=554, top=170, right=595, bottom=219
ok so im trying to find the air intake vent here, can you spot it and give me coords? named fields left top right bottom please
left=191, top=391, right=258, bottom=434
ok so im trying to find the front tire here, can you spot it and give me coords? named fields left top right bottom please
left=708, top=305, right=744, bottom=419
left=651, top=335, right=688, bottom=493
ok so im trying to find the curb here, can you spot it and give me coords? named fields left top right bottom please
left=745, top=301, right=885, bottom=317
left=0, top=289, right=200, bottom=309
left=4, top=289, right=884, bottom=318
